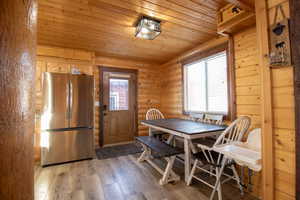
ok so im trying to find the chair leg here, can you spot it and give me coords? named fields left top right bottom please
left=187, top=159, right=198, bottom=186
left=210, top=158, right=227, bottom=200
left=209, top=166, right=214, bottom=177
left=215, top=167, right=223, bottom=200
left=231, top=165, right=244, bottom=195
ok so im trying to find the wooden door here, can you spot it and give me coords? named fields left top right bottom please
left=101, top=68, right=137, bottom=146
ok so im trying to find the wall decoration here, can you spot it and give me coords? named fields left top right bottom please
left=269, top=5, right=292, bottom=67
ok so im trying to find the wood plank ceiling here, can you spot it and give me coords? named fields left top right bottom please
left=37, top=0, right=228, bottom=63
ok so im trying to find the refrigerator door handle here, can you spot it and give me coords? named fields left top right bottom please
left=69, top=80, right=73, bottom=120
left=66, top=80, right=70, bottom=119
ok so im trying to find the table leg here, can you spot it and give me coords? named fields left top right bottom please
left=149, top=127, right=153, bottom=136
left=184, top=138, right=191, bottom=183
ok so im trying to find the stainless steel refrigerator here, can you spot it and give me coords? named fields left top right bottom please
left=40, top=72, right=94, bottom=166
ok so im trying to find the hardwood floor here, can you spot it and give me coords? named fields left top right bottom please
left=35, top=155, right=258, bottom=200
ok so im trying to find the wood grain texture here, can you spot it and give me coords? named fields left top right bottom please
left=255, top=0, right=275, bottom=199
left=36, top=0, right=228, bottom=63
left=224, top=0, right=255, bottom=11
left=34, top=46, right=161, bottom=160
left=34, top=155, right=259, bottom=200
left=0, top=0, right=37, bottom=199
left=35, top=46, right=95, bottom=161
left=101, top=68, right=138, bottom=146
left=289, top=0, right=300, bottom=199
left=95, top=56, right=161, bottom=142
left=267, top=0, right=296, bottom=199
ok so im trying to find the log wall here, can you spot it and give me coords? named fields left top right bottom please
left=159, top=20, right=295, bottom=199
left=268, top=0, right=296, bottom=199
left=35, top=45, right=95, bottom=161
left=95, top=56, right=161, bottom=142
left=34, top=46, right=160, bottom=161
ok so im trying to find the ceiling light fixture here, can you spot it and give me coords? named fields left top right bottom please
left=135, top=16, right=161, bottom=40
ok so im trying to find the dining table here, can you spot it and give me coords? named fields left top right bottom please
left=140, top=118, right=227, bottom=183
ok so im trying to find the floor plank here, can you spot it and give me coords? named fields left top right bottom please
left=35, top=155, right=259, bottom=200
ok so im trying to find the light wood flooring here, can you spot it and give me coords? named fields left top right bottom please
left=35, top=155, right=258, bottom=200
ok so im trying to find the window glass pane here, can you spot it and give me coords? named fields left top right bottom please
left=207, top=52, right=228, bottom=114
left=184, top=51, right=228, bottom=115
left=185, top=61, right=206, bottom=112
left=109, top=79, right=129, bottom=111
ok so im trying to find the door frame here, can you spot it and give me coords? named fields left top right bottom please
left=99, top=66, right=138, bottom=147
left=290, top=0, right=300, bottom=198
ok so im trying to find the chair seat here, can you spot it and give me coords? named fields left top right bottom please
left=193, top=151, right=234, bottom=168
left=193, top=150, right=219, bottom=164
left=193, top=137, right=217, bottom=148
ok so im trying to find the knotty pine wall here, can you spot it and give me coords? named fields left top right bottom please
left=268, top=0, right=295, bottom=199
left=159, top=30, right=262, bottom=197
left=94, top=56, right=161, bottom=141
left=160, top=62, right=184, bottom=118
left=34, top=45, right=160, bottom=161
left=35, top=46, right=95, bottom=161
left=159, top=22, right=295, bottom=199
left=233, top=27, right=262, bottom=197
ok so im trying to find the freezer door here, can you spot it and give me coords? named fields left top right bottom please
left=41, top=129, right=94, bottom=166
left=41, top=72, right=69, bottom=130
left=69, top=75, right=94, bottom=128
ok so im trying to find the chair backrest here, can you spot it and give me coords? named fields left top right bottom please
left=246, top=128, right=261, bottom=152
left=189, top=113, right=204, bottom=122
left=204, top=114, right=224, bottom=125
left=146, top=108, right=164, bottom=120
left=214, top=116, right=251, bottom=147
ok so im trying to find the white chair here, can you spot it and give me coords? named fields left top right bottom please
left=236, top=128, right=262, bottom=191
left=189, top=113, right=204, bottom=122
left=203, top=114, right=224, bottom=125
left=146, top=108, right=165, bottom=120
left=187, top=116, right=251, bottom=200
left=146, top=108, right=168, bottom=140
left=211, top=128, right=262, bottom=198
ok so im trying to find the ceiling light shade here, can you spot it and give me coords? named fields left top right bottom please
left=135, top=16, right=161, bottom=40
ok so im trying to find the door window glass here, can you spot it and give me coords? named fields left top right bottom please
left=109, top=79, right=129, bottom=110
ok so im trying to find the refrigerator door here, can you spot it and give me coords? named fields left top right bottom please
left=41, top=128, right=94, bottom=166
left=69, top=75, right=94, bottom=128
left=41, top=72, right=70, bottom=130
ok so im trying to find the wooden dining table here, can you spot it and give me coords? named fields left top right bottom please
left=140, top=118, right=227, bottom=183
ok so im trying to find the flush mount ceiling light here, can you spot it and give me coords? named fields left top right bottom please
left=135, top=16, right=161, bottom=40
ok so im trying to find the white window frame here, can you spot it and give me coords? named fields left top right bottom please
left=183, top=51, right=228, bottom=115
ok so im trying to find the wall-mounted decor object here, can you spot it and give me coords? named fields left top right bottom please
left=269, top=5, right=292, bottom=67
left=217, top=3, right=256, bottom=35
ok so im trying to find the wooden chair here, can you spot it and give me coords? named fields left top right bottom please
left=146, top=108, right=168, bottom=140
left=146, top=108, right=165, bottom=120
left=187, top=116, right=251, bottom=200
left=203, top=114, right=224, bottom=125
left=189, top=113, right=204, bottom=122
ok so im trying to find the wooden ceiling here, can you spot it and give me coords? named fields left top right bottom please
left=38, top=0, right=233, bottom=63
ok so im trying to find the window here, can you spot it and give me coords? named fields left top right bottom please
left=109, top=79, right=129, bottom=111
left=183, top=51, right=229, bottom=115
